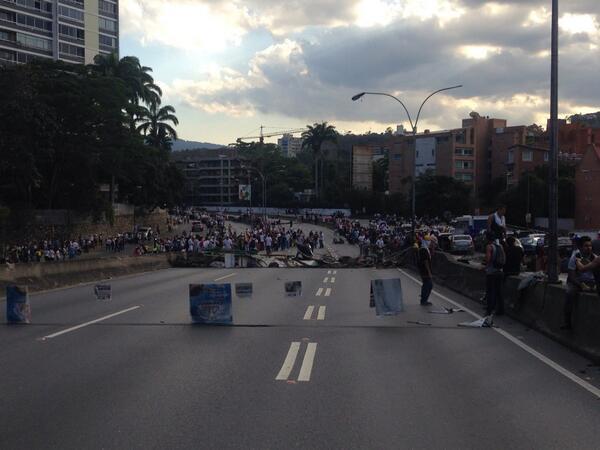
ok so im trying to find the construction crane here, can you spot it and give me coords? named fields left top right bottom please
left=238, top=125, right=307, bottom=144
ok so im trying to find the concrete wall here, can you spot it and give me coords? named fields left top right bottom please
left=84, top=0, right=100, bottom=64
left=403, top=250, right=600, bottom=362
left=1, top=253, right=171, bottom=293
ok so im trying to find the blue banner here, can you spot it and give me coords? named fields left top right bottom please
left=6, top=285, right=31, bottom=324
left=189, top=284, right=233, bottom=325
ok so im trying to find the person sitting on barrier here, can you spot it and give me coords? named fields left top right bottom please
left=562, top=236, right=597, bottom=330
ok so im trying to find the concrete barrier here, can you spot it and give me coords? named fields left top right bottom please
left=0, top=254, right=171, bottom=294
left=402, top=249, right=600, bottom=362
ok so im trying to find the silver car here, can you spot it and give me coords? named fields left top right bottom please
left=450, top=234, right=474, bottom=254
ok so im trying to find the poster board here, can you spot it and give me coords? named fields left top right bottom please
left=189, top=284, right=233, bottom=324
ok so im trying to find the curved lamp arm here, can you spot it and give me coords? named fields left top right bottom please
left=352, top=92, right=415, bottom=132
left=414, top=85, right=462, bottom=131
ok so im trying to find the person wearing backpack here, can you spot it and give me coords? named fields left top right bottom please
left=484, top=231, right=505, bottom=316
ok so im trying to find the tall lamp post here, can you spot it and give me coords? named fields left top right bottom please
left=547, top=0, right=560, bottom=283
left=352, top=85, right=462, bottom=233
left=239, top=164, right=266, bottom=222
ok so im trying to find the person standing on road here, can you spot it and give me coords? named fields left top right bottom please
left=484, top=232, right=505, bottom=316
left=265, top=235, right=273, bottom=255
left=417, top=239, right=433, bottom=306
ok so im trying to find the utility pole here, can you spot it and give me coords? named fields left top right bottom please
left=548, top=0, right=559, bottom=283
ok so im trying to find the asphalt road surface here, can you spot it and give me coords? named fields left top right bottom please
left=1, top=247, right=600, bottom=448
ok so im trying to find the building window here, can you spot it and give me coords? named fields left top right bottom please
left=16, top=33, right=52, bottom=51
left=544, top=152, right=549, bottom=162
left=393, top=154, right=401, bottom=161
left=0, top=48, right=15, bottom=62
left=16, top=13, right=53, bottom=32
left=59, top=24, right=85, bottom=41
left=59, top=5, right=85, bottom=22
left=98, top=17, right=117, bottom=32
left=508, top=150, right=514, bottom=164
left=455, top=160, right=474, bottom=170
left=99, top=34, right=116, bottom=47
left=59, top=42, right=84, bottom=57
left=455, top=173, right=474, bottom=182
left=522, top=150, right=533, bottom=162
left=99, top=0, right=117, bottom=15
left=13, top=0, right=52, bottom=13
left=454, top=147, right=474, bottom=156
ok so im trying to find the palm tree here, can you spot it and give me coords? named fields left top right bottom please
left=136, top=101, right=179, bottom=152
left=91, top=53, right=162, bottom=106
left=301, top=122, right=337, bottom=201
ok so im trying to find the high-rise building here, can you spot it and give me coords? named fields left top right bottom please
left=0, top=0, right=119, bottom=66
left=277, top=134, right=303, bottom=158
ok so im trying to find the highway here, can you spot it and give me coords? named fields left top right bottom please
left=1, top=240, right=600, bottom=448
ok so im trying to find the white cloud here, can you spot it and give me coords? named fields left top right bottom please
left=458, top=45, right=503, bottom=59
left=120, top=0, right=260, bottom=52
left=560, top=13, right=599, bottom=36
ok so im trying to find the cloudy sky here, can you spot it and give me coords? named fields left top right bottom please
left=120, top=0, right=600, bottom=145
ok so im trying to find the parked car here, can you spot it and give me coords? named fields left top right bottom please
left=449, top=234, right=474, bottom=254
left=521, top=233, right=546, bottom=255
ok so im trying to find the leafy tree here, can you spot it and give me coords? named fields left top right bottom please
left=301, top=122, right=338, bottom=200
left=499, top=163, right=575, bottom=226
left=415, top=172, right=473, bottom=218
left=0, top=57, right=183, bottom=223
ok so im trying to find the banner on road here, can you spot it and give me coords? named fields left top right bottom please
left=235, top=283, right=253, bottom=298
left=370, top=279, right=404, bottom=316
left=238, top=184, right=251, bottom=201
left=285, top=281, right=302, bottom=297
left=189, top=284, right=233, bottom=324
left=6, top=285, right=31, bottom=324
left=94, top=284, right=112, bottom=301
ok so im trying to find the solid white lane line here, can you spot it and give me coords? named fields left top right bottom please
left=398, top=268, right=600, bottom=400
left=325, top=288, right=332, bottom=297
left=276, top=342, right=301, bottom=380
left=214, top=272, right=237, bottom=281
left=323, top=277, right=329, bottom=283
left=316, top=288, right=323, bottom=297
left=317, top=306, right=326, bottom=321
left=330, top=277, right=336, bottom=284
left=304, top=305, right=315, bottom=321
left=298, top=343, right=318, bottom=382
left=41, top=306, right=141, bottom=340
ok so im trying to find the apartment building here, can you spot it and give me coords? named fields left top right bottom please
left=277, top=134, right=303, bottom=158
left=0, top=0, right=119, bottom=65
left=575, top=145, right=600, bottom=229
left=172, top=148, right=246, bottom=206
left=389, top=127, right=477, bottom=195
left=351, top=145, right=373, bottom=191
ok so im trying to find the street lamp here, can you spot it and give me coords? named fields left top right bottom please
left=239, top=164, right=267, bottom=222
left=352, top=85, right=462, bottom=233
left=547, top=0, right=560, bottom=284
